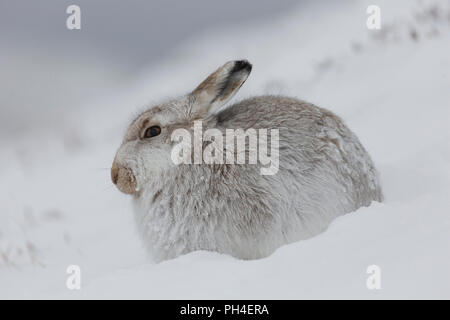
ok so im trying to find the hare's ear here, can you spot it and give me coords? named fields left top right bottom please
left=189, top=60, right=252, bottom=116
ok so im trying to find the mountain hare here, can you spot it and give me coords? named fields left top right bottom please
left=111, top=60, right=382, bottom=262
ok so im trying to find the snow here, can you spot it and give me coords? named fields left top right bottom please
left=1, top=0, right=450, bottom=299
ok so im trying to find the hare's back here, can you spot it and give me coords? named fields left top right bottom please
left=216, top=95, right=382, bottom=207
left=216, top=95, right=322, bottom=129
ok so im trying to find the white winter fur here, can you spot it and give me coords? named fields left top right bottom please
left=112, top=60, right=382, bottom=262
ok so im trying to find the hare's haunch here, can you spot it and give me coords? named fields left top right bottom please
left=112, top=60, right=382, bottom=261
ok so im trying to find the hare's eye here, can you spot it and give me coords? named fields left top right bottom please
left=144, top=126, right=161, bottom=138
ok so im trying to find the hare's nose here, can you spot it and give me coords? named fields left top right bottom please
left=110, top=161, right=137, bottom=194
left=111, top=166, right=119, bottom=185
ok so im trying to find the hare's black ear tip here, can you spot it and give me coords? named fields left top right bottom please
left=232, top=60, right=252, bottom=73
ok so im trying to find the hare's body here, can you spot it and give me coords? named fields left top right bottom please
left=112, top=61, right=382, bottom=262
left=132, top=95, right=382, bottom=261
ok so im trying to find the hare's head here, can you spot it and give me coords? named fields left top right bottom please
left=111, top=60, right=252, bottom=195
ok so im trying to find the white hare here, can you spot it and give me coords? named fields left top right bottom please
left=111, top=60, right=382, bottom=262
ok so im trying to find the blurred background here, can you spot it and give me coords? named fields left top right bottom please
left=0, top=0, right=299, bottom=140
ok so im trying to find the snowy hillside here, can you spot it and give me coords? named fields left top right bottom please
left=1, top=0, right=450, bottom=299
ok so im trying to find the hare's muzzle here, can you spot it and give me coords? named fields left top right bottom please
left=111, top=162, right=137, bottom=195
